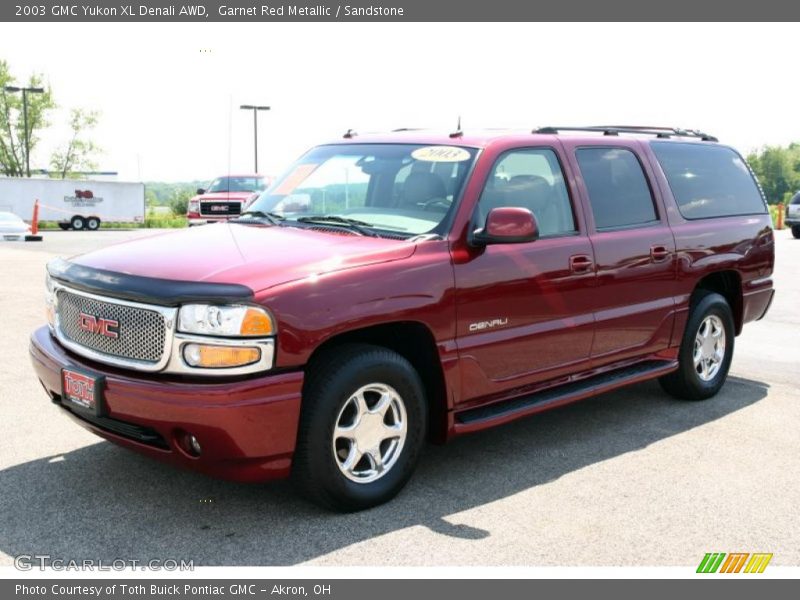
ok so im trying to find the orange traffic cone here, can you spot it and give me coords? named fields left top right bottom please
left=25, top=199, right=43, bottom=241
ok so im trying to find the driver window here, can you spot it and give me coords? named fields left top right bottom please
left=478, top=148, right=576, bottom=237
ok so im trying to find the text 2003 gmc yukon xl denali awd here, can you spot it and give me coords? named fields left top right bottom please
left=30, top=126, right=775, bottom=511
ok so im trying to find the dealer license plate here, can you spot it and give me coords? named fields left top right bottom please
left=61, top=368, right=104, bottom=415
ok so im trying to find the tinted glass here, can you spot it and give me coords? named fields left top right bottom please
left=651, top=142, right=766, bottom=219
left=478, top=148, right=575, bottom=236
left=791, top=192, right=800, bottom=205
left=576, top=147, right=657, bottom=229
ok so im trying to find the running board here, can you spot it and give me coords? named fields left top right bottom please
left=453, top=359, right=678, bottom=433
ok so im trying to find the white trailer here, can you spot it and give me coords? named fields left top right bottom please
left=0, top=177, right=145, bottom=230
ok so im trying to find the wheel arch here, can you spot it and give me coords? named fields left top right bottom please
left=305, top=321, right=449, bottom=443
left=693, top=270, right=743, bottom=335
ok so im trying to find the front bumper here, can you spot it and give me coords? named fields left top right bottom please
left=187, top=217, right=233, bottom=226
left=29, top=326, right=303, bottom=482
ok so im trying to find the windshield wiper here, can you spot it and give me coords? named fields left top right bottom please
left=233, top=210, right=285, bottom=225
left=295, top=215, right=380, bottom=237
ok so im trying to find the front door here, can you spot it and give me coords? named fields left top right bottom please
left=453, top=147, right=596, bottom=406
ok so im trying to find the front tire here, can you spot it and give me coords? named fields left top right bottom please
left=70, top=216, right=85, bottom=231
left=791, top=225, right=800, bottom=239
left=292, top=344, right=427, bottom=511
left=659, top=291, right=735, bottom=400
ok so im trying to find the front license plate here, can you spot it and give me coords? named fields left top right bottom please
left=61, top=368, right=105, bottom=416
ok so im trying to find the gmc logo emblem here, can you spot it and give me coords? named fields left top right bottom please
left=78, top=312, right=119, bottom=339
left=210, top=205, right=228, bottom=212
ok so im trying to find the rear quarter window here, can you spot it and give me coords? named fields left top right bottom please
left=650, top=142, right=767, bottom=219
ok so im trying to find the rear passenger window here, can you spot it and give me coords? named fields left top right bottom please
left=651, top=142, right=767, bottom=219
left=478, top=148, right=575, bottom=236
left=576, top=147, right=657, bottom=230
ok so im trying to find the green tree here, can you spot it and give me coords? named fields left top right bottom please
left=169, top=189, right=193, bottom=216
left=747, top=145, right=800, bottom=204
left=0, top=60, right=55, bottom=177
left=49, top=108, right=101, bottom=179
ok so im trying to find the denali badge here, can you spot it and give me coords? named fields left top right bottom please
left=469, top=318, right=509, bottom=332
left=78, top=312, right=120, bottom=339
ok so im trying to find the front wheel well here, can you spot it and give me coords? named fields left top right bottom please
left=305, top=322, right=448, bottom=443
left=694, top=270, right=743, bottom=335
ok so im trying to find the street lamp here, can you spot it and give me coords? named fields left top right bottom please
left=239, top=104, right=270, bottom=174
left=3, top=85, right=45, bottom=177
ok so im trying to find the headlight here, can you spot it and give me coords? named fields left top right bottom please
left=45, top=273, right=56, bottom=329
left=177, top=304, right=274, bottom=337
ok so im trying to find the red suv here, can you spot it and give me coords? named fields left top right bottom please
left=187, top=174, right=269, bottom=226
left=31, top=126, right=775, bottom=511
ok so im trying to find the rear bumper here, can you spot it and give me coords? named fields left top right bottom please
left=784, top=217, right=800, bottom=227
left=743, top=277, right=775, bottom=324
left=29, top=326, right=303, bottom=482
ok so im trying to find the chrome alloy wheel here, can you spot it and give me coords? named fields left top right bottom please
left=332, top=383, right=408, bottom=484
left=693, top=315, right=726, bottom=381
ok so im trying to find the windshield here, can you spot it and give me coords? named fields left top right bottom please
left=206, top=176, right=265, bottom=193
left=247, top=143, right=477, bottom=236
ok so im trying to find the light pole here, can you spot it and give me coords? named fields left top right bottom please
left=239, top=104, right=270, bottom=173
left=4, top=85, right=45, bottom=177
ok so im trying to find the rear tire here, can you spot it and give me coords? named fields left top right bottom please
left=70, top=216, right=85, bottom=231
left=292, top=344, right=427, bottom=511
left=86, top=217, right=101, bottom=231
left=791, top=225, right=800, bottom=239
left=659, top=291, right=735, bottom=400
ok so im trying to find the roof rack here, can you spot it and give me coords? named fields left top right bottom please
left=532, top=125, right=718, bottom=142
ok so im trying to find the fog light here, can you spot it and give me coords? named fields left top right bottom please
left=178, top=431, right=202, bottom=457
left=183, top=343, right=260, bottom=368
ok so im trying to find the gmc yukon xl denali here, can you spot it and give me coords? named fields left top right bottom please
left=30, top=126, right=775, bottom=511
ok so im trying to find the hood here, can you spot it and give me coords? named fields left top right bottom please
left=70, top=223, right=416, bottom=293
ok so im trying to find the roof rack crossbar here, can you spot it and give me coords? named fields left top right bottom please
left=532, top=125, right=718, bottom=142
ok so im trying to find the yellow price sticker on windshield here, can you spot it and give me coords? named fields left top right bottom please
left=411, top=146, right=471, bottom=163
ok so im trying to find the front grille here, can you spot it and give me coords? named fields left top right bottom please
left=56, top=290, right=167, bottom=363
left=200, top=201, right=241, bottom=216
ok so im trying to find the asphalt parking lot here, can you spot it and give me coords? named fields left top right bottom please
left=0, top=229, right=798, bottom=567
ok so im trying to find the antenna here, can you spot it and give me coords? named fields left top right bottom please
left=449, top=115, right=463, bottom=139
left=343, top=129, right=357, bottom=139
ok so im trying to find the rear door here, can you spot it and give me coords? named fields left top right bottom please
left=453, top=145, right=596, bottom=404
left=566, top=140, right=677, bottom=364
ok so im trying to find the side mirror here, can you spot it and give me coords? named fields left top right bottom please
left=471, top=207, right=539, bottom=246
left=196, top=188, right=206, bottom=195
